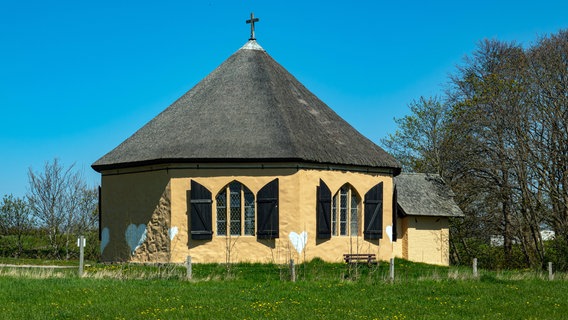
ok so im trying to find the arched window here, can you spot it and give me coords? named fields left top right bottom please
left=216, top=181, right=255, bottom=236
left=331, top=185, right=360, bottom=236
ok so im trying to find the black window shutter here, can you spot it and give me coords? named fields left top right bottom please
left=316, top=179, right=332, bottom=239
left=190, top=180, right=213, bottom=240
left=392, top=185, right=398, bottom=242
left=256, top=179, right=279, bottom=239
left=364, top=182, right=383, bottom=240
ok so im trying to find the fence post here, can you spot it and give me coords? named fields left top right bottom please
left=290, top=259, right=296, bottom=282
left=548, top=262, right=553, bottom=281
left=473, top=258, right=478, bottom=278
left=186, top=256, right=192, bottom=280
left=78, top=236, right=85, bottom=277
left=389, top=258, right=395, bottom=281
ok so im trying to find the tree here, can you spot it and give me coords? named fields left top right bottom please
left=447, top=39, right=528, bottom=267
left=384, top=30, right=568, bottom=270
left=75, top=187, right=99, bottom=235
left=0, top=194, right=34, bottom=257
left=525, top=30, right=568, bottom=269
left=381, top=96, right=450, bottom=175
left=27, top=159, right=96, bottom=259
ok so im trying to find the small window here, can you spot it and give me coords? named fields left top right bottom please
left=332, top=185, right=360, bottom=236
left=216, top=189, right=227, bottom=236
left=216, top=181, right=255, bottom=236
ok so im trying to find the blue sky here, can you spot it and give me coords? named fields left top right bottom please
left=1, top=0, right=567, bottom=198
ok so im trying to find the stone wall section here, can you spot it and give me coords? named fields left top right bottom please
left=132, top=182, right=172, bottom=262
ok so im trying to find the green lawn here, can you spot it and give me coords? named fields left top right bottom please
left=0, top=260, right=566, bottom=319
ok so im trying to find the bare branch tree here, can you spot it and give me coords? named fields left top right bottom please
left=26, top=159, right=94, bottom=259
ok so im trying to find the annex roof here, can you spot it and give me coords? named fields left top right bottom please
left=395, top=173, right=464, bottom=217
left=92, top=40, right=401, bottom=173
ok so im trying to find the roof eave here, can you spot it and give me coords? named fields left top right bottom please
left=398, top=204, right=465, bottom=218
left=92, top=158, right=400, bottom=175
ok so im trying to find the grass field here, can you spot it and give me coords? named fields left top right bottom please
left=0, top=259, right=566, bottom=319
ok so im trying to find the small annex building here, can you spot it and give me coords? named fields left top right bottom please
left=92, top=20, right=460, bottom=266
left=394, top=173, right=464, bottom=265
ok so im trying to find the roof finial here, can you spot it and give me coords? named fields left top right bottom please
left=246, top=12, right=259, bottom=41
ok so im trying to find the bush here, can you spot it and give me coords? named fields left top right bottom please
left=0, top=231, right=100, bottom=261
left=544, top=236, right=568, bottom=271
left=451, top=237, right=530, bottom=270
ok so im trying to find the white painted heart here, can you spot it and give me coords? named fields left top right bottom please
left=289, top=231, right=308, bottom=254
left=125, top=224, right=147, bottom=254
left=386, top=225, right=393, bottom=243
left=168, top=226, right=179, bottom=241
left=100, top=227, right=110, bottom=254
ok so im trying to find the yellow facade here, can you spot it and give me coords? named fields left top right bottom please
left=99, top=163, right=397, bottom=264
left=399, top=216, right=449, bottom=266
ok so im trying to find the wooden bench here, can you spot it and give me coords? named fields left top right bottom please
left=343, top=253, right=377, bottom=265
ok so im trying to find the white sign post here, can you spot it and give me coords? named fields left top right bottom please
left=77, top=236, right=86, bottom=277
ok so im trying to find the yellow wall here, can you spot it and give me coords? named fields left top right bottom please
left=99, top=169, right=171, bottom=262
left=99, top=164, right=397, bottom=264
left=399, top=216, right=449, bottom=266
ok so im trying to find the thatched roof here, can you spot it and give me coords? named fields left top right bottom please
left=395, top=173, right=463, bottom=217
left=92, top=40, right=401, bottom=173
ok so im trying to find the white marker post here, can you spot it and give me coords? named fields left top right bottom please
left=186, top=256, right=192, bottom=280
left=77, top=236, right=86, bottom=277
left=473, top=258, right=478, bottom=278
left=290, top=259, right=296, bottom=282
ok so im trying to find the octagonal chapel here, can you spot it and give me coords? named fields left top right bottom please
left=93, top=16, right=460, bottom=265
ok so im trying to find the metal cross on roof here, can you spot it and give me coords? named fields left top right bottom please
left=246, top=12, right=259, bottom=40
